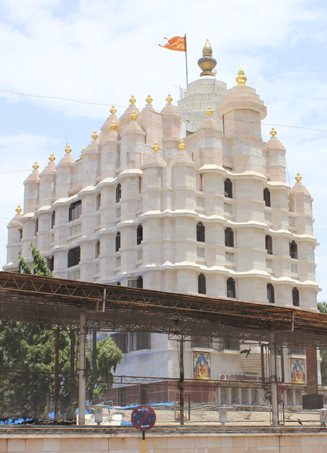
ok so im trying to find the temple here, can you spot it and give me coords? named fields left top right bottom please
left=4, top=40, right=320, bottom=406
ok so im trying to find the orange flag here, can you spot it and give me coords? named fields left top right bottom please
left=159, top=36, right=186, bottom=52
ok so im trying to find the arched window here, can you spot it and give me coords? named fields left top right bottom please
left=96, top=193, right=101, bottom=211
left=289, top=241, right=298, bottom=259
left=198, top=273, right=206, bottom=294
left=224, top=178, right=233, bottom=198
left=267, top=283, right=275, bottom=304
left=227, top=278, right=236, bottom=298
left=51, top=211, right=56, bottom=229
left=225, top=227, right=234, bottom=247
left=137, top=276, right=143, bottom=289
left=95, top=240, right=100, bottom=258
left=292, top=287, right=300, bottom=307
left=263, top=188, right=271, bottom=207
left=265, top=235, right=273, bottom=255
left=137, top=225, right=143, bottom=245
left=115, top=232, right=121, bottom=252
left=116, top=183, right=121, bottom=203
left=34, top=219, right=38, bottom=236
left=196, top=222, right=205, bottom=242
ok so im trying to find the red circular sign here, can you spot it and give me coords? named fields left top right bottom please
left=131, top=405, right=156, bottom=431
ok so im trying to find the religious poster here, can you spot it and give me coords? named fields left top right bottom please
left=193, top=352, right=211, bottom=380
left=290, top=359, right=306, bottom=384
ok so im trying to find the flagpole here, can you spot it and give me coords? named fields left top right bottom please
left=184, top=34, right=189, bottom=89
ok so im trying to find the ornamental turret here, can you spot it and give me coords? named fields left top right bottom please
left=138, top=94, right=163, bottom=147
left=39, top=153, right=56, bottom=207
left=266, top=128, right=286, bottom=183
left=55, top=144, right=75, bottom=199
left=161, top=94, right=182, bottom=164
left=216, top=67, right=267, bottom=173
left=23, top=161, right=40, bottom=213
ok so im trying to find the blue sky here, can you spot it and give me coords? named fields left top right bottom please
left=1, top=0, right=327, bottom=300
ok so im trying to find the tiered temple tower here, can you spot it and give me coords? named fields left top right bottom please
left=4, top=40, right=319, bottom=406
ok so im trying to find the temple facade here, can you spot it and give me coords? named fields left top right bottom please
left=4, top=41, right=320, bottom=406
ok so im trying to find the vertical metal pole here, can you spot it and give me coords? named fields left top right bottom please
left=79, top=313, right=86, bottom=425
left=269, top=331, right=278, bottom=426
left=179, top=336, right=184, bottom=426
left=184, top=34, right=188, bottom=89
left=142, top=431, right=145, bottom=453
left=92, top=328, right=97, bottom=376
left=70, top=329, right=75, bottom=377
left=54, top=327, right=60, bottom=422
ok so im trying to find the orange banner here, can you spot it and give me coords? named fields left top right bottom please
left=159, top=36, right=186, bottom=52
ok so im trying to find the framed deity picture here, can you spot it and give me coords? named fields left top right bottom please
left=193, top=352, right=211, bottom=380
left=290, top=359, right=306, bottom=384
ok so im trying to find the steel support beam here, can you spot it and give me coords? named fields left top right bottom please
left=78, top=313, right=86, bottom=425
left=269, top=332, right=278, bottom=426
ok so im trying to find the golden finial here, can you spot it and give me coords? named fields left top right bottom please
left=202, top=39, right=213, bottom=57
left=270, top=127, right=277, bottom=137
left=80, top=145, right=85, bottom=159
left=178, top=139, right=186, bottom=151
left=206, top=105, right=213, bottom=116
left=152, top=140, right=159, bottom=153
left=16, top=204, right=22, bottom=214
left=65, top=143, right=71, bottom=154
left=236, top=67, right=247, bottom=86
left=166, top=94, right=173, bottom=103
left=198, top=39, right=217, bottom=77
left=129, top=94, right=136, bottom=105
left=130, top=110, right=137, bottom=121
left=92, top=130, right=99, bottom=141
left=146, top=94, right=153, bottom=104
left=33, top=161, right=39, bottom=170
left=295, top=172, right=302, bottom=182
left=49, top=153, right=55, bottom=162
left=110, top=105, right=117, bottom=115
left=110, top=120, right=117, bottom=131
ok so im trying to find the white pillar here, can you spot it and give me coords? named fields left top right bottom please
left=269, top=331, right=278, bottom=426
left=79, top=312, right=86, bottom=425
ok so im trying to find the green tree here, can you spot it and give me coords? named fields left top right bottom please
left=0, top=245, right=123, bottom=421
left=317, top=302, right=327, bottom=385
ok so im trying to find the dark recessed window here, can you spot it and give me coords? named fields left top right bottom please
left=118, top=387, right=126, bottom=406
left=130, top=332, right=151, bottom=351
left=115, top=232, right=121, bottom=252
left=289, top=241, right=298, bottom=259
left=198, top=273, right=206, bottom=294
left=292, top=287, right=300, bottom=307
left=199, top=174, right=203, bottom=191
left=116, top=183, right=122, bottom=203
left=47, top=256, right=54, bottom=272
left=137, top=225, right=143, bottom=245
left=196, top=222, right=205, bottom=242
left=267, top=283, right=275, bottom=304
left=95, top=240, right=100, bottom=259
left=34, top=219, right=38, bottom=236
left=137, top=276, right=143, bottom=289
left=69, top=201, right=82, bottom=222
left=140, top=384, right=148, bottom=404
left=191, top=336, right=212, bottom=348
left=138, top=177, right=142, bottom=194
left=51, top=211, right=56, bottom=229
left=224, top=178, right=233, bottom=198
left=225, top=227, right=234, bottom=247
left=265, top=235, right=273, bottom=255
left=96, top=193, right=101, bottom=211
left=264, top=188, right=271, bottom=207
left=227, top=278, right=236, bottom=298
left=112, top=333, right=128, bottom=353
left=68, top=246, right=80, bottom=268
left=224, top=339, right=240, bottom=350
left=18, top=228, right=22, bottom=242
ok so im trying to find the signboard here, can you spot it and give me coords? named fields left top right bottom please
left=131, top=405, right=156, bottom=431
left=290, top=359, right=305, bottom=384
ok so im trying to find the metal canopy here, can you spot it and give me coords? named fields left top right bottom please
left=0, top=271, right=326, bottom=346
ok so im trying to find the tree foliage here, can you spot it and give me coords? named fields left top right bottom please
left=0, top=245, right=123, bottom=421
left=318, top=302, right=327, bottom=386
